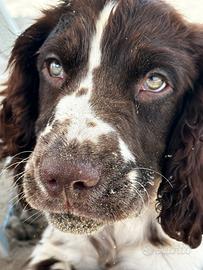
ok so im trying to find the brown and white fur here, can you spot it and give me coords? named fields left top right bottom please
left=0, top=0, right=203, bottom=269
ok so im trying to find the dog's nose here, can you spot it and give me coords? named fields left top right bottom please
left=40, top=157, right=100, bottom=196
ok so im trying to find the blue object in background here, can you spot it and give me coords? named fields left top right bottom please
left=0, top=226, right=9, bottom=257
left=0, top=205, right=14, bottom=257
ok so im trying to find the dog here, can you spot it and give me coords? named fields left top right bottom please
left=0, top=0, right=203, bottom=269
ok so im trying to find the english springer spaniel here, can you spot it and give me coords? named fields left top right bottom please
left=0, top=0, right=203, bottom=269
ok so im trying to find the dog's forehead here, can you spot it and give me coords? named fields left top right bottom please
left=53, top=0, right=175, bottom=46
left=39, top=0, right=187, bottom=151
left=53, top=1, right=117, bottom=107
left=40, top=1, right=140, bottom=158
left=48, top=0, right=185, bottom=78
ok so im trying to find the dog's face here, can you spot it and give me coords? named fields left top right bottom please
left=0, top=0, right=203, bottom=247
left=23, top=0, right=196, bottom=231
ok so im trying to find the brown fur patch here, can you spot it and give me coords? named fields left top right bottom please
left=148, top=222, right=170, bottom=247
left=86, top=121, right=97, bottom=127
left=1, top=0, right=203, bottom=249
left=89, top=226, right=117, bottom=268
left=76, top=88, right=88, bottom=96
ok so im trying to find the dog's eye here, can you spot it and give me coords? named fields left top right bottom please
left=47, top=59, right=64, bottom=78
left=143, top=74, right=167, bottom=92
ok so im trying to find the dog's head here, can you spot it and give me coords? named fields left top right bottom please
left=0, top=0, right=202, bottom=248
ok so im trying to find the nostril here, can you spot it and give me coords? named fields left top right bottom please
left=73, top=181, right=87, bottom=191
left=72, top=179, right=98, bottom=191
left=40, top=157, right=100, bottom=195
left=46, top=178, right=59, bottom=191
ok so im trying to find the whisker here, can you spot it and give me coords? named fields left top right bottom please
left=22, top=202, right=32, bottom=213
left=10, top=193, right=27, bottom=208
left=10, top=151, right=32, bottom=160
left=134, top=180, right=150, bottom=207
left=9, top=189, right=26, bottom=203
left=2, top=171, right=26, bottom=195
left=22, top=211, right=42, bottom=224
left=30, top=212, right=43, bottom=224
left=0, top=157, right=29, bottom=176
left=133, top=167, right=173, bottom=188
left=133, top=185, right=146, bottom=208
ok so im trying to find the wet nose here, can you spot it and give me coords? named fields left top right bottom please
left=40, top=157, right=100, bottom=196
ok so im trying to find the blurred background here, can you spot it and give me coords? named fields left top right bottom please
left=0, top=0, right=202, bottom=269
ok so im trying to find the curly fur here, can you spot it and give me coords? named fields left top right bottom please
left=0, top=0, right=203, bottom=255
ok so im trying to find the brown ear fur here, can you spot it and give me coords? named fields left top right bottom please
left=0, top=7, right=63, bottom=160
left=158, top=26, right=203, bottom=248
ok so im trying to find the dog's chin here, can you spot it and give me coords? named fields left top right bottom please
left=47, top=213, right=105, bottom=234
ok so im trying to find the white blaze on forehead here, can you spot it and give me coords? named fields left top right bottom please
left=41, top=2, right=117, bottom=144
left=119, top=138, right=135, bottom=162
left=79, top=1, right=117, bottom=90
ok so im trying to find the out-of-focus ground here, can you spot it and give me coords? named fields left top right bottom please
left=0, top=0, right=203, bottom=269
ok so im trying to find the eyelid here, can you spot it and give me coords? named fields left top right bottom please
left=135, top=69, right=174, bottom=101
left=143, top=79, right=167, bottom=92
left=44, top=54, right=65, bottom=79
left=44, top=53, right=62, bottom=63
left=44, top=54, right=63, bottom=71
left=45, top=58, right=62, bottom=70
left=141, top=70, right=173, bottom=91
left=38, top=53, right=63, bottom=71
left=39, top=54, right=66, bottom=88
left=147, top=70, right=173, bottom=88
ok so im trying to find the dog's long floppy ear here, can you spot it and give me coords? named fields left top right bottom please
left=0, top=8, right=62, bottom=160
left=158, top=26, right=203, bottom=248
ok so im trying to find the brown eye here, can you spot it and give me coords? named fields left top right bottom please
left=47, top=59, right=64, bottom=78
left=143, top=74, right=167, bottom=92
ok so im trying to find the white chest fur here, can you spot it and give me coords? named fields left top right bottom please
left=28, top=209, right=203, bottom=270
